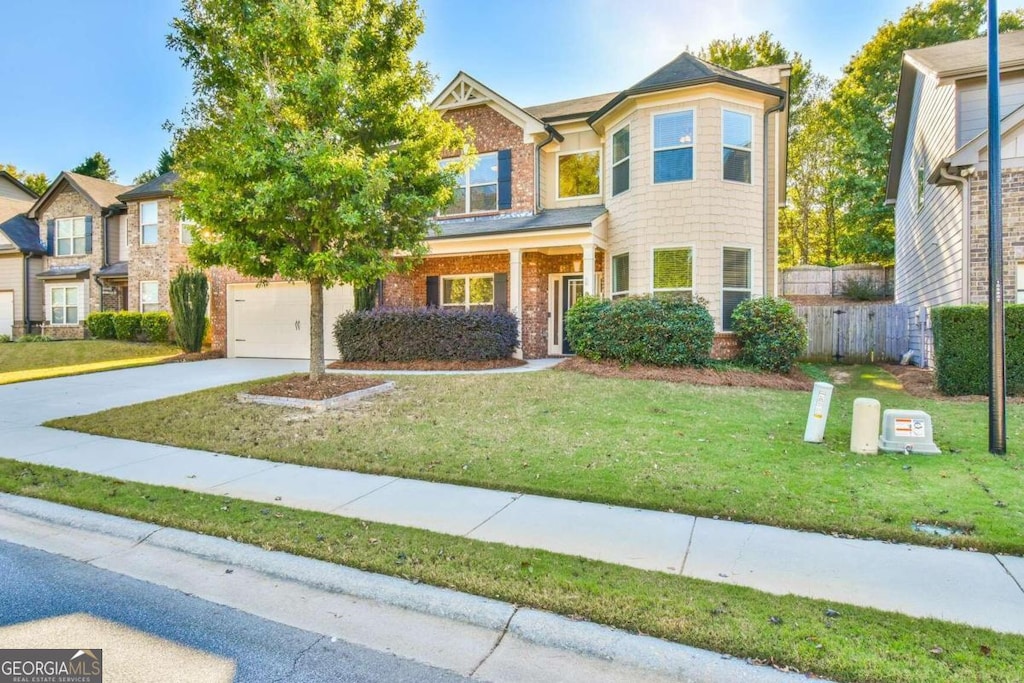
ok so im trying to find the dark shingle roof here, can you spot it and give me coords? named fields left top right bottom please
left=432, top=206, right=607, bottom=240
left=117, top=171, right=180, bottom=202
left=525, top=92, right=619, bottom=122
left=588, top=52, right=786, bottom=125
left=0, top=214, right=45, bottom=254
left=37, top=265, right=91, bottom=279
left=97, top=261, right=129, bottom=278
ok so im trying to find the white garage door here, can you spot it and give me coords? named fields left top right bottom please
left=0, top=291, right=13, bottom=338
left=227, top=282, right=354, bottom=359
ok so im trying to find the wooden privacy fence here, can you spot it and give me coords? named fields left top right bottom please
left=781, top=264, right=894, bottom=297
left=794, top=303, right=912, bottom=363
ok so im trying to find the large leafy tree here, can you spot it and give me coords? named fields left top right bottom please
left=830, top=0, right=1024, bottom=263
left=72, top=152, right=117, bottom=181
left=169, top=0, right=466, bottom=381
left=1, top=164, right=48, bottom=195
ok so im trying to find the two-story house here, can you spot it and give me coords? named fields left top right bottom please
left=212, top=51, right=790, bottom=360
left=0, top=171, right=45, bottom=337
left=887, top=31, right=1024, bottom=367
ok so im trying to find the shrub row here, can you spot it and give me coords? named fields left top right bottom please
left=565, top=296, right=714, bottom=367
left=932, top=305, right=1024, bottom=396
left=84, top=311, right=171, bottom=343
left=731, top=297, right=808, bottom=373
left=333, top=307, right=519, bottom=361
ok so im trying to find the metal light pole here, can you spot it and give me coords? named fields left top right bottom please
left=988, top=0, right=1007, bottom=454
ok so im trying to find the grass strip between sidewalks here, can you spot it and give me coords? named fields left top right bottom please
left=1, top=458, right=1022, bottom=683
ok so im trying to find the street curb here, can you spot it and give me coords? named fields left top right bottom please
left=0, top=493, right=817, bottom=682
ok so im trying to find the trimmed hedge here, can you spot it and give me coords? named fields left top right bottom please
left=731, top=297, right=807, bottom=373
left=564, top=295, right=714, bottom=367
left=85, top=312, right=117, bottom=339
left=933, top=304, right=1024, bottom=396
left=333, top=307, right=519, bottom=361
left=112, top=312, right=143, bottom=341
left=141, top=312, right=171, bottom=343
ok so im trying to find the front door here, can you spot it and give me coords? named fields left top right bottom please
left=561, top=275, right=584, bottom=354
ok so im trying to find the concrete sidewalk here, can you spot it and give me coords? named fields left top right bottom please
left=2, top=359, right=1024, bottom=637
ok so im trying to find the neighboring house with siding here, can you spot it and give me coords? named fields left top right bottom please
left=0, top=171, right=44, bottom=337
left=887, top=31, right=1024, bottom=367
left=211, top=52, right=791, bottom=360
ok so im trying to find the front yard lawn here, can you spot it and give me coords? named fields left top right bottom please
left=2, top=459, right=1022, bottom=683
left=0, top=340, right=179, bottom=384
left=47, top=364, right=1024, bottom=554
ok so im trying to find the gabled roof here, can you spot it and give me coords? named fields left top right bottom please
left=588, top=52, right=786, bottom=126
left=28, top=172, right=134, bottom=218
left=0, top=170, right=39, bottom=201
left=0, top=214, right=45, bottom=255
left=0, top=196, right=33, bottom=224
left=118, top=171, right=179, bottom=202
left=432, top=72, right=549, bottom=141
left=432, top=206, right=607, bottom=240
left=940, top=102, right=1024, bottom=172
left=525, top=92, right=618, bottom=123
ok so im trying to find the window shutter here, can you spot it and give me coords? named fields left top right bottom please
left=426, top=276, right=439, bottom=307
left=493, top=273, right=508, bottom=311
left=84, top=215, right=94, bottom=254
left=46, top=219, right=55, bottom=256
left=497, top=149, right=512, bottom=210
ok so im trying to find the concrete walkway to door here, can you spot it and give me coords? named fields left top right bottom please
left=1, top=358, right=1023, bottom=639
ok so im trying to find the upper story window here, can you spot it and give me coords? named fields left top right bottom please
left=558, top=151, right=601, bottom=199
left=612, top=126, right=630, bottom=196
left=653, top=111, right=694, bottom=183
left=723, top=110, right=753, bottom=183
left=652, top=247, right=693, bottom=299
left=141, top=201, right=159, bottom=245
left=55, top=217, right=86, bottom=256
left=916, top=165, right=926, bottom=212
left=440, top=152, right=499, bottom=216
left=180, top=209, right=195, bottom=245
left=442, top=274, right=494, bottom=311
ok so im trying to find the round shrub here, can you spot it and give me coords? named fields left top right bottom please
left=141, top=311, right=171, bottom=343
left=84, top=312, right=117, bottom=339
left=731, top=297, right=807, bottom=373
left=113, top=312, right=143, bottom=341
left=563, top=296, right=611, bottom=360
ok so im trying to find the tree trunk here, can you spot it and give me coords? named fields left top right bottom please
left=309, top=278, right=325, bottom=382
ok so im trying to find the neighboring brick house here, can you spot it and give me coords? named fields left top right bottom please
left=0, top=171, right=44, bottom=337
left=212, top=51, right=791, bottom=360
left=887, top=31, right=1024, bottom=367
left=25, top=172, right=132, bottom=339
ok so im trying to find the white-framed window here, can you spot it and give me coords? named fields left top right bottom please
left=722, top=110, right=753, bottom=184
left=722, top=247, right=752, bottom=331
left=55, top=217, right=86, bottom=256
left=440, top=152, right=498, bottom=216
left=611, top=252, right=630, bottom=298
left=653, top=110, right=694, bottom=183
left=180, top=209, right=195, bottom=245
left=916, top=164, right=926, bottom=212
left=121, top=213, right=129, bottom=256
left=140, top=201, right=159, bottom=245
left=140, top=280, right=159, bottom=313
left=652, top=247, right=693, bottom=299
left=611, top=126, right=630, bottom=196
left=49, top=285, right=80, bottom=325
left=441, top=274, right=494, bottom=311
left=557, top=150, right=601, bottom=199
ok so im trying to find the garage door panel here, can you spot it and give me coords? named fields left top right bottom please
left=227, top=283, right=352, bottom=359
left=0, top=291, right=13, bottom=338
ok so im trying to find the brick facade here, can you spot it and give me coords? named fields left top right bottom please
left=711, top=333, right=740, bottom=360
left=968, top=170, right=1024, bottom=304
left=124, top=198, right=192, bottom=312
left=443, top=105, right=535, bottom=215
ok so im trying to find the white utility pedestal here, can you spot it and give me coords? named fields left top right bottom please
left=850, top=398, right=881, bottom=454
left=803, top=381, right=834, bottom=443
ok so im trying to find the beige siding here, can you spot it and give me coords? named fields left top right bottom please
left=540, top=128, right=604, bottom=209
left=108, top=213, right=128, bottom=263
left=27, top=256, right=43, bottom=321
left=0, top=177, right=35, bottom=202
left=0, top=255, right=24, bottom=321
left=957, top=73, right=1024, bottom=146
left=602, top=93, right=766, bottom=330
left=894, top=71, right=963, bottom=367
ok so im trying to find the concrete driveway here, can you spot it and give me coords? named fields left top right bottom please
left=0, top=358, right=307, bottom=429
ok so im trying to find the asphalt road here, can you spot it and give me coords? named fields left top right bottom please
left=0, top=540, right=468, bottom=682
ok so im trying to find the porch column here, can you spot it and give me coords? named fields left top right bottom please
left=509, top=248, right=523, bottom=360
left=582, top=243, right=596, bottom=296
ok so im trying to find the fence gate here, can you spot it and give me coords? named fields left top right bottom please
left=794, top=303, right=911, bottom=363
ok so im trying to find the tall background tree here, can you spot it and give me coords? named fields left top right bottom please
left=1, top=164, right=48, bottom=195
left=169, top=0, right=466, bottom=381
left=133, top=148, right=176, bottom=184
left=71, top=152, right=117, bottom=181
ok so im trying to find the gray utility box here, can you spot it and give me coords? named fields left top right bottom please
left=878, top=409, right=941, bottom=454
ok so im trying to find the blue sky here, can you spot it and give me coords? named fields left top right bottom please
left=1, top=0, right=1020, bottom=185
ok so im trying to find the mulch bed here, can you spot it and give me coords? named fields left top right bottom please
left=248, top=375, right=386, bottom=401
left=162, top=350, right=225, bottom=363
left=557, top=357, right=814, bottom=391
left=328, top=358, right=527, bottom=371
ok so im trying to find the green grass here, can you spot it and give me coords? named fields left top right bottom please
left=1, top=458, right=1022, bottom=683
left=47, top=365, right=1024, bottom=554
left=0, top=340, right=179, bottom=384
